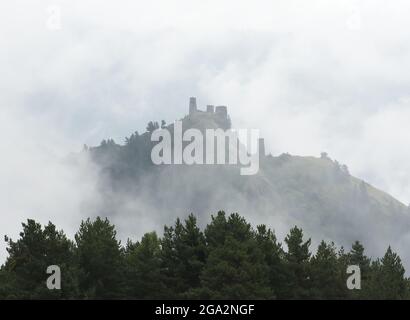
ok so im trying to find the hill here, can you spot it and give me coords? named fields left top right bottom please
left=79, top=98, right=410, bottom=267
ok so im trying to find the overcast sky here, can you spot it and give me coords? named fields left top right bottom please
left=1, top=0, right=410, bottom=261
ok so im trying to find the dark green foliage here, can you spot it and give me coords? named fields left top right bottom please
left=195, top=212, right=273, bottom=299
left=366, top=246, right=407, bottom=299
left=161, top=214, right=207, bottom=298
left=124, top=232, right=166, bottom=299
left=74, top=217, right=124, bottom=299
left=282, top=226, right=312, bottom=299
left=310, top=241, right=347, bottom=299
left=1, top=212, right=409, bottom=299
left=345, top=240, right=371, bottom=299
left=255, top=225, right=286, bottom=298
left=1, top=220, right=78, bottom=299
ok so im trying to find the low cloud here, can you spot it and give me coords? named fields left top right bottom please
left=1, top=0, right=410, bottom=263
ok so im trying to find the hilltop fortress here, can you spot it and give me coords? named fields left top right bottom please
left=189, top=97, right=228, bottom=119
left=185, top=97, right=265, bottom=157
left=186, top=97, right=231, bottom=131
left=150, top=97, right=266, bottom=175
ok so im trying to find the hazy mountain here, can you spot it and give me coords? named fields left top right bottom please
left=76, top=99, right=410, bottom=267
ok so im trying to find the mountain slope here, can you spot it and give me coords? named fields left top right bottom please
left=80, top=105, right=410, bottom=267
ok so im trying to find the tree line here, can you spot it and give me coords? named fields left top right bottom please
left=0, top=211, right=408, bottom=299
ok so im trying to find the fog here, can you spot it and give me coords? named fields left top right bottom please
left=1, top=0, right=410, bottom=264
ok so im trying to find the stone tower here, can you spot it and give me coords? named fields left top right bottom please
left=189, top=97, right=197, bottom=114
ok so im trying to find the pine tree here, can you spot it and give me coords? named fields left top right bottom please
left=2, top=220, right=78, bottom=299
left=368, top=246, right=407, bottom=299
left=283, top=226, right=312, bottom=299
left=255, top=224, right=286, bottom=299
left=75, top=217, right=124, bottom=299
left=310, top=241, right=347, bottom=299
left=161, top=214, right=207, bottom=298
left=346, top=241, right=371, bottom=299
left=124, top=232, right=166, bottom=299
left=196, top=212, right=273, bottom=299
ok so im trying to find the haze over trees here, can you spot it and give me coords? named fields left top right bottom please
left=75, top=108, right=410, bottom=272
left=1, top=212, right=408, bottom=299
left=6, top=106, right=407, bottom=299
